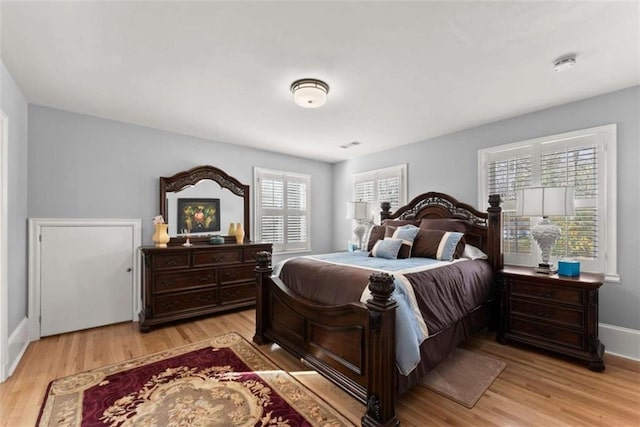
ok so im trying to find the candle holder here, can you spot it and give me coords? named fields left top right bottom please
left=182, top=228, right=193, bottom=247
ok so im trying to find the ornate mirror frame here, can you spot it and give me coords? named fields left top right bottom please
left=160, top=165, right=250, bottom=245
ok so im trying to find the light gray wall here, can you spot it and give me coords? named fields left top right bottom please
left=333, top=86, right=640, bottom=331
left=1, top=60, right=29, bottom=334
left=27, top=105, right=334, bottom=265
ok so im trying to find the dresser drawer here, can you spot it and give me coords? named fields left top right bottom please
left=220, top=264, right=256, bottom=284
left=510, top=280, right=584, bottom=307
left=152, top=289, right=217, bottom=316
left=153, top=269, right=216, bottom=293
left=193, top=249, right=242, bottom=266
left=151, top=252, right=190, bottom=270
left=243, top=246, right=271, bottom=262
left=220, top=282, right=255, bottom=305
left=509, top=318, right=585, bottom=350
left=510, top=299, right=584, bottom=329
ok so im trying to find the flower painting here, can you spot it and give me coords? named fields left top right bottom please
left=177, top=198, right=220, bottom=234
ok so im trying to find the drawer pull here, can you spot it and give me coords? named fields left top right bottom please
left=159, top=280, right=175, bottom=287
left=166, top=259, right=177, bottom=266
left=536, top=291, right=553, bottom=298
left=536, top=310, right=554, bottom=318
left=198, top=276, right=210, bottom=282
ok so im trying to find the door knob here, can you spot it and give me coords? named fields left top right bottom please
left=126, top=267, right=132, bottom=272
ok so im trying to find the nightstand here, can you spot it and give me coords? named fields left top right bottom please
left=497, top=265, right=605, bottom=371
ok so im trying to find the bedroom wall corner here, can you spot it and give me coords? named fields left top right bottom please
left=0, top=58, right=29, bottom=381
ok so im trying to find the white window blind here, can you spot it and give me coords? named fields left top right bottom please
left=354, top=164, right=407, bottom=223
left=255, top=168, right=310, bottom=253
left=479, top=124, right=617, bottom=279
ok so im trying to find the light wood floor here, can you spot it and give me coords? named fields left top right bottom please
left=1, top=309, right=639, bottom=426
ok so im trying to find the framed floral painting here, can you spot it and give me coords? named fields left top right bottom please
left=177, top=198, right=220, bottom=233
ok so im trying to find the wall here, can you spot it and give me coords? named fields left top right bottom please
left=333, top=86, right=640, bottom=332
left=27, top=106, right=334, bottom=264
left=0, top=60, right=28, bottom=337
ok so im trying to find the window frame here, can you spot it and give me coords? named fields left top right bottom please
left=353, top=164, right=407, bottom=224
left=254, top=167, right=311, bottom=255
left=478, top=124, right=618, bottom=282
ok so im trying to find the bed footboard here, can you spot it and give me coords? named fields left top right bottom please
left=254, top=252, right=400, bottom=427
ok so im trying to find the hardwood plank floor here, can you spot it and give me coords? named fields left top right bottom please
left=1, top=309, right=638, bottom=426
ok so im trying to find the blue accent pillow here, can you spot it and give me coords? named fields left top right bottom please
left=436, top=231, right=465, bottom=261
left=370, top=238, right=404, bottom=260
left=386, top=224, right=420, bottom=258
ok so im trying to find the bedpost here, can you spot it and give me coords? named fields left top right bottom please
left=380, top=201, right=392, bottom=221
left=487, top=194, right=503, bottom=273
left=253, top=251, right=272, bottom=345
left=362, top=272, right=400, bottom=427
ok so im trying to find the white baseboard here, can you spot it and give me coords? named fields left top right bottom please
left=6, top=317, right=29, bottom=379
left=600, top=323, right=640, bottom=361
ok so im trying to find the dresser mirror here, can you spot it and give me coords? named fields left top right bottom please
left=159, top=165, right=250, bottom=245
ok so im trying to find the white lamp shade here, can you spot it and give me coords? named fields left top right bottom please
left=516, top=186, right=575, bottom=217
left=346, top=201, right=369, bottom=220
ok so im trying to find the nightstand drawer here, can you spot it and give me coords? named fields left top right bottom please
left=510, top=318, right=585, bottom=350
left=510, top=280, right=583, bottom=307
left=510, top=299, right=584, bottom=328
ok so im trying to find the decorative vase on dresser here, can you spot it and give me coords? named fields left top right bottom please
left=235, top=223, right=245, bottom=244
left=139, top=242, right=272, bottom=332
left=152, top=223, right=170, bottom=248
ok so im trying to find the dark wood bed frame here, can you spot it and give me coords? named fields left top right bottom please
left=253, top=192, right=502, bottom=426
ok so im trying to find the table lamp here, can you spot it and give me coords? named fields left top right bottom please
left=346, top=201, right=369, bottom=250
left=516, top=186, right=575, bottom=274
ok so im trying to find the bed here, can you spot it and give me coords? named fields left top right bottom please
left=253, top=192, right=502, bottom=426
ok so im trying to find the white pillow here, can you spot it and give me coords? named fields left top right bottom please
left=462, top=244, right=488, bottom=260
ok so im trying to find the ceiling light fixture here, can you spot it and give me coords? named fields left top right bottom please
left=553, top=55, right=577, bottom=72
left=290, top=78, right=330, bottom=108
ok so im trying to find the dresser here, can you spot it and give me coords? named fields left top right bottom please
left=139, top=242, right=272, bottom=332
left=498, top=265, right=605, bottom=371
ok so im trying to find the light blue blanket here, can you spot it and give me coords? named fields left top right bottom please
left=279, top=251, right=447, bottom=375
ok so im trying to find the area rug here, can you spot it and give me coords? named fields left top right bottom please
left=37, top=332, right=354, bottom=426
left=420, top=347, right=506, bottom=409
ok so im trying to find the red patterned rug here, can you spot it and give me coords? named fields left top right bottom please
left=37, top=333, right=353, bottom=426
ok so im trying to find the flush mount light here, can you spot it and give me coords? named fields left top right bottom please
left=553, top=55, right=577, bottom=72
left=290, top=78, right=330, bottom=108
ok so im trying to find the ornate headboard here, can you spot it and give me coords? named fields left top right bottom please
left=380, top=192, right=503, bottom=272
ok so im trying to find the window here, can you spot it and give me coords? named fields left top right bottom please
left=478, top=124, right=618, bottom=281
left=254, top=168, right=311, bottom=253
left=353, top=164, right=407, bottom=223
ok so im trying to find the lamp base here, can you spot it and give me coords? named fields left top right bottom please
left=535, top=263, right=557, bottom=274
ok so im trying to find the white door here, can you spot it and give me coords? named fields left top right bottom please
left=40, top=225, right=134, bottom=336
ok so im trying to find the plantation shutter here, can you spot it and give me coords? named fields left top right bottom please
left=541, top=141, right=598, bottom=259
left=487, top=152, right=532, bottom=255
left=354, top=165, right=406, bottom=223
left=255, top=169, right=310, bottom=253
